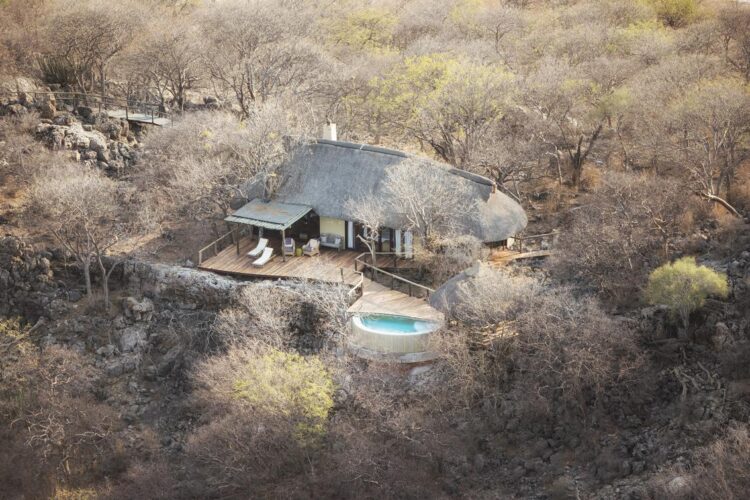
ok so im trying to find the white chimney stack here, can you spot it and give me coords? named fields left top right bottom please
left=322, top=122, right=337, bottom=141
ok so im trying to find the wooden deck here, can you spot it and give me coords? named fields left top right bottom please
left=348, top=280, right=443, bottom=322
left=198, top=236, right=361, bottom=285
left=199, top=235, right=443, bottom=323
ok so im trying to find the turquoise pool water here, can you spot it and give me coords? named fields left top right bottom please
left=357, top=314, right=436, bottom=335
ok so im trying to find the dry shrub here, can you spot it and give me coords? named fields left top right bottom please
left=552, top=171, right=689, bottom=305
left=0, top=320, right=123, bottom=496
left=650, top=425, right=750, bottom=500
left=212, top=280, right=349, bottom=351
left=103, top=460, right=179, bottom=500
left=579, top=165, right=603, bottom=191
left=431, top=266, right=645, bottom=420
left=420, top=234, right=486, bottom=284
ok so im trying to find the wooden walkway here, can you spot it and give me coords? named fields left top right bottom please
left=106, top=109, right=171, bottom=126
left=348, top=280, right=443, bottom=322
left=198, top=236, right=361, bottom=285
left=489, top=249, right=553, bottom=267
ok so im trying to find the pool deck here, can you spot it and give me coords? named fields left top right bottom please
left=198, top=235, right=443, bottom=323
left=348, top=280, right=443, bottom=322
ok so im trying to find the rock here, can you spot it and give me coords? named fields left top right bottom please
left=96, top=148, right=110, bottom=162
left=157, top=345, right=182, bottom=376
left=666, top=476, right=691, bottom=497
left=96, top=344, right=116, bottom=357
left=7, top=103, right=26, bottom=115
left=546, top=475, right=576, bottom=500
left=105, top=355, right=140, bottom=377
left=118, top=326, right=147, bottom=353
left=77, top=106, right=94, bottom=120
left=122, top=296, right=155, bottom=322
left=711, top=322, right=731, bottom=351
left=38, top=99, right=56, bottom=119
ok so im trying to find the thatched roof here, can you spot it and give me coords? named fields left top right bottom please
left=255, top=139, right=527, bottom=242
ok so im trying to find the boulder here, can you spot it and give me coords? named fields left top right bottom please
left=122, top=296, right=155, bottom=322
left=38, top=99, right=56, bottom=119
left=118, top=325, right=147, bottom=353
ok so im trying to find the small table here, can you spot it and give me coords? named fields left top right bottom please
left=295, top=247, right=303, bottom=257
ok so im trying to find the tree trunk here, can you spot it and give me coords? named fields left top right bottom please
left=97, top=254, right=110, bottom=310
left=83, top=259, right=92, bottom=297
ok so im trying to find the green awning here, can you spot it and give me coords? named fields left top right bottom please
left=225, top=199, right=313, bottom=231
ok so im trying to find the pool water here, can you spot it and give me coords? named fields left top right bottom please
left=358, top=314, right=436, bottom=335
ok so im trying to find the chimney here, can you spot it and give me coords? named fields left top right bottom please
left=322, top=122, right=337, bottom=141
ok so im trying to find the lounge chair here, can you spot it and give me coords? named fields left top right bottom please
left=252, top=247, right=274, bottom=267
left=283, top=237, right=296, bottom=256
left=247, top=238, right=268, bottom=258
left=303, top=239, right=320, bottom=256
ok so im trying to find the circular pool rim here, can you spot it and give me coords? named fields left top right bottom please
left=349, top=313, right=441, bottom=364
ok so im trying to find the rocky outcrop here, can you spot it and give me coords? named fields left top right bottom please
left=121, top=260, right=241, bottom=308
left=0, top=236, right=59, bottom=321
left=35, top=114, right=138, bottom=174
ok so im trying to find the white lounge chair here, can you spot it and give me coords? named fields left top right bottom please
left=252, top=247, right=274, bottom=267
left=283, top=237, right=296, bottom=256
left=247, top=238, right=268, bottom=258
left=303, top=239, right=320, bottom=256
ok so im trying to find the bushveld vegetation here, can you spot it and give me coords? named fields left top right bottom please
left=1, top=0, right=749, bottom=498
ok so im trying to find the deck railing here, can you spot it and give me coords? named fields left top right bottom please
left=347, top=271, right=365, bottom=303
left=197, top=230, right=236, bottom=265
left=354, top=252, right=435, bottom=299
left=511, top=231, right=559, bottom=252
left=0, top=91, right=168, bottom=124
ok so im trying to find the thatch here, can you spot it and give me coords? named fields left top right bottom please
left=251, top=139, right=527, bottom=242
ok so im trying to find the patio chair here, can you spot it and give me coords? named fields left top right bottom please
left=247, top=238, right=268, bottom=258
left=303, top=238, right=320, bottom=256
left=252, top=247, right=275, bottom=267
left=283, top=237, right=296, bottom=256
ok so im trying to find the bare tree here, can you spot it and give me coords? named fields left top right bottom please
left=551, top=171, right=689, bottom=303
left=43, top=0, right=144, bottom=95
left=140, top=103, right=307, bottom=224
left=199, top=0, right=323, bottom=118
left=717, top=4, right=750, bottom=82
left=130, top=16, right=204, bottom=111
left=27, top=164, right=123, bottom=308
left=344, top=197, right=386, bottom=265
left=383, top=159, right=476, bottom=249
left=670, top=78, right=750, bottom=207
left=524, top=57, right=608, bottom=187
left=411, top=63, right=516, bottom=171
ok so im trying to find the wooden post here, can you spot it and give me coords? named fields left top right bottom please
left=236, top=224, right=240, bottom=255
left=281, top=229, right=286, bottom=262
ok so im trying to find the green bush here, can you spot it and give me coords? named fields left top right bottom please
left=647, top=0, right=698, bottom=28
left=233, top=349, right=335, bottom=446
left=645, top=257, right=728, bottom=330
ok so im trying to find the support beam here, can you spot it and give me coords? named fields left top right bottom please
left=281, top=228, right=286, bottom=262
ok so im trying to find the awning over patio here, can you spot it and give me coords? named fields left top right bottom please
left=224, top=198, right=313, bottom=231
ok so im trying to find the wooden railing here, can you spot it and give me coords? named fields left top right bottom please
left=347, top=271, right=365, bottom=303
left=511, top=231, right=559, bottom=252
left=0, top=90, right=168, bottom=123
left=354, top=252, right=435, bottom=299
left=197, top=230, right=236, bottom=265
